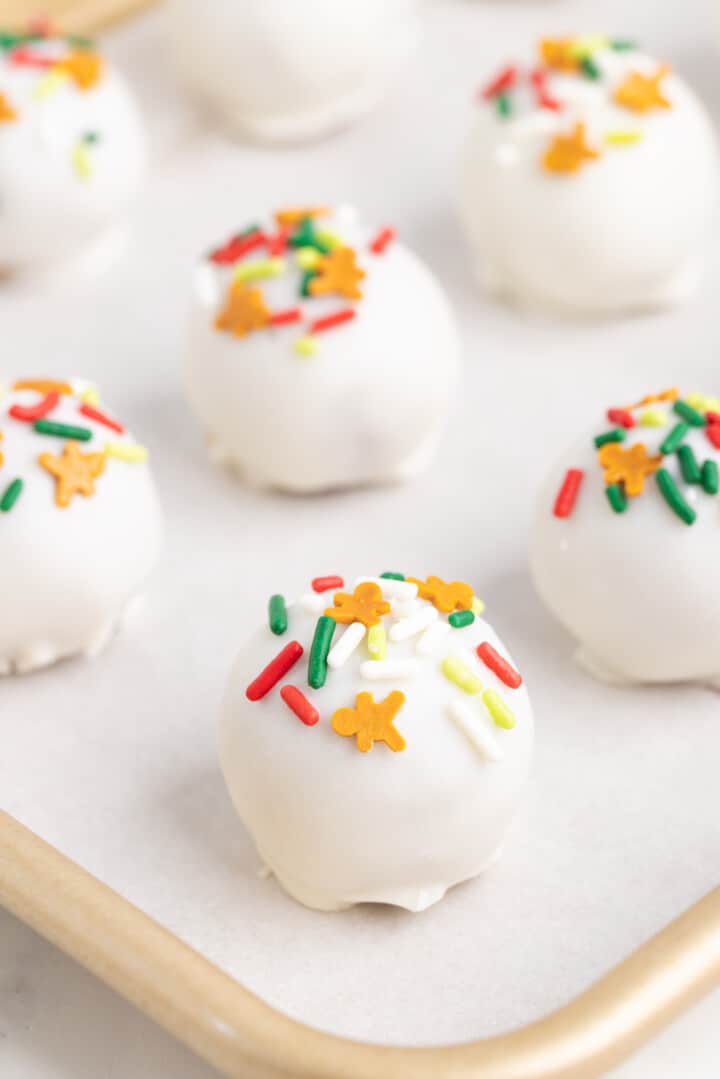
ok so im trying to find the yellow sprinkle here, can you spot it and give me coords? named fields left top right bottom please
left=367, top=623, right=387, bottom=660
left=687, top=392, right=720, bottom=413
left=81, top=386, right=100, bottom=405
left=605, top=130, right=643, bottom=145
left=472, top=596, right=486, bottom=617
left=639, top=407, right=668, bottom=427
left=483, top=689, right=516, bottom=730
left=72, top=143, right=92, bottom=180
left=568, top=34, right=609, bottom=58
left=232, top=258, right=286, bottom=283
left=295, top=336, right=317, bottom=357
left=442, top=656, right=482, bottom=694
left=105, top=442, right=148, bottom=463
left=316, top=229, right=341, bottom=249
left=296, top=247, right=321, bottom=270
left=34, top=68, right=70, bottom=100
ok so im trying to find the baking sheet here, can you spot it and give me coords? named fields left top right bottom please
left=1, top=0, right=719, bottom=1069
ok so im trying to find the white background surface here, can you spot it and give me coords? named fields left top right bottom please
left=1, top=2, right=719, bottom=1076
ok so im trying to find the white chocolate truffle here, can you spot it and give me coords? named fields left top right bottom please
left=461, top=37, right=719, bottom=315
left=530, top=389, right=720, bottom=686
left=166, top=0, right=419, bottom=144
left=184, top=207, right=460, bottom=493
left=0, top=27, right=145, bottom=274
left=221, top=573, right=534, bottom=912
left=0, top=378, right=162, bottom=674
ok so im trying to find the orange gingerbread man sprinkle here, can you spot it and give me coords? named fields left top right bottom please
left=215, top=281, right=270, bottom=337
left=407, top=575, right=474, bottom=614
left=332, top=690, right=406, bottom=753
left=625, top=386, right=679, bottom=410
left=275, top=206, right=330, bottom=227
left=539, top=38, right=580, bottom=72
left=614, top=65, right=671, bottom=113
left=309, top=246, right=366, bottom=301
left=598, top=442, right=662, bottom=497
left=543, top=123, right=600, bottom=174
left=0, top=93, right=18, bottom=123
left=325, top=582, right=390, bottom=628
left=58, top=51, right=104, bottom=91
left=39, top=442, right=106, bottom=508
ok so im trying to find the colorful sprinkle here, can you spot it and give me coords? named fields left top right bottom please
left=71, top=142, right=92, bottom=180
left=357, top=576, right=418, bottom=602
left=280, top=685, right=319, bottom=727
left=677, top=444, right=702, bottom=485
left=13, top=379, right=72, bottom=395
left=309, top=308, right=356, bottom=335
left=483, top=689, right=516, bottom=730
left=660, top=423, right=689, bottom=455
left=268, top=594, right=288, bottom=636
left=34, top=419, right=92, bottom=441
left=607, top=408, right=635, bottom=428
left=449, top=610, right=475, bottom=629
left=79, top=402, right=124, bottom=433
left=9, top=392, right=59, bottom=422
left=476, top=642, right=522, bottom=689
left=472, top=596, right=486, bottom=617
left=594, top=429, right=626, bottom=449
left=389, top=606, right=438, bottom=642
left=496, top=94, right=512, bottom=118
left=707, top=424, right=720, bottom=451
left=233, top=258, right=286, bottom=284
left=606, top=484, right=627, bottom=514
left=332, top=690, right=406, bottom=753
left=210, top=230, right=266, bottom=265
left=312, top=575, right=344, bottom=593
left=553, top=468, right=584, bottom=518
left=580, top=56, right=602, bottom=80
left=294, top=336, right=317, bottom=357
left=605, top=130, right=643, bottom=145
left=448, top=700, right=503, bottom=762
left=656, top=468, right=696, bottom=525
left=0, top=478, right=23, bottom=513
left=640, top=408, right=668, bottom=427
left=407, top=575, right=473, bottom=614
left=673, top=400, right=706, bottom=427
left=369, top=227, right=396, bottom=255
left=268, top=307, right=303, bottom=327
left=246, top=640, right=304, bottom=701
left=39, top=442, right=106, bottom=508
left=367, top=623, right=387, bottom=660
left=327, top=621, right=366, bottom=669
left=702, top=460, right=719, bottom=495
left=481, top=64, right=518, bottom=99
left=308, top=615, right=336, bottom=689
left=326, top=582, right=391, bottom=627
left=105, top=442, right=148, bottom=463
left=381, top=571, right=405, bottom=581
left=441, top=656, right=482, bottom=695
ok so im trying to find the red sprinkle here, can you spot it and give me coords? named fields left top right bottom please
left=607, top=408, right=636, bottom=429
left=9, top=392, right=59, bottom=422
left=280, top=685, right=319, bottom=727
left=310, top=308, right=355, bottom=334
left=246, top=641, right=304, bottom=702
left=706, top=411, right=720, bottom=425
left=369, top=227, right=396, bottom=255
left=530, top=68, right=561, bottom=111
left=10, top=47, right=54, bottom=68
left=79, top=402, right=125, bottom=434
left=480, top=64, right=518, bottom=100
left=266, top=227, right=290, bottom=257
left=268, top=307, right=303, bottom=327
left=312, top=575, right=344, bottom=593
left=707, top=425, right=720, bottom=450
left=476, top=642, right=523, bottom=689
left=210, top=231, right=266, bottom=265
left=553, top=468, right=584, bottom=518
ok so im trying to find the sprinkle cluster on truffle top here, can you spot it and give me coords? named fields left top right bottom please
left=246, top=573, right=524, bottom=761
left=204, top=205, right=396, bottom=358
left=479, top=37, right=674, bottom=175
left=553, top=389, right=720, bottom=526
left=0, top=379, right=148, bottom=513
left=0, top=19, right=105, bottom=180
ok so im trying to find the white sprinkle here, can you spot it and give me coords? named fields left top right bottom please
left=390, top=598, right=420, bottom=621
left=448, top=700, right=503, bottom=762
left=356, top=577, right=418, bottom=601
left=416, top=621, right=451, bottom=656
left=328, top=622, right=366, bottom=669
left=360, top=659, right=420, bottom=681
left=390, top=605, right=438, bottom=642
left=299, top=593, right=325, bottom=615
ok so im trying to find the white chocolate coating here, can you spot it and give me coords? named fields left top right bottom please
left=0, top=379, right=162, bottom=674
left=184, top=208, right=460, bottom=493
left=0, top=33, right=145, bottom=273
left=166, top=0, right=419, bottom=143
left=221, top=577, right=534, bottom=912
left=461, top=43, right=719, bottom=315
left=530, top=392, right=720, bottom=685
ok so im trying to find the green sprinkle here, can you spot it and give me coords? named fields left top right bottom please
left=594, top=429, right=626, bottom=448
left=268, top=594, right=288, bottom=636
left=0, top=478, right=23, bottom=513
left=610, top=39, right=637, bottom=51
left=482, top=689, right=516, bottom=730
left=677, top=445, right=702, bottom=485
left=605, top=484, right=627, bottom=514
left=308, top=615, right=336, bottom=689
left=380, top=572, right=405, bottom=581
left=656, top=469, right=696, bottom=525
left=673, top=400, right=706, bottom=427
left=702, top=460, right=719, bottom=495
left=288, top=217, right=331, bottom=254
left=581, top=56, right=602, bottom=80
left=449, top=610, right=475, bottom=629
left=83, top=131, right=100, bottom=145
left=496, top=93, right=512, bottom=118
left=300, top=269, right=319, bottom=297
left=34, top=419, right=92, bottom=441
left=66, top=33, right=95, bottom=49
left=660, top=422, right=689, bottom=454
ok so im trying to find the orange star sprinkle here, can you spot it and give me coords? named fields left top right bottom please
left=332, top=690, right=406, bottom=753
left=325, top=582, right=390, bottom=628
left=39, top=442, right=106, bottom=508
left=543, top=122, right=600, bottom=174
left=539, top=37, right=580, bottom=72
left=598, top=442, right=662, bottom=497
left=614, top=65, right=671, bottom=113
left=309, top=246, right=366, bottom=301
left=57, top=52, right=104, bottom=91
left=0, top=93, right=17, bottom=122
left=407, top=575, right=474, bottom=614
left=215, top=281, right=270, bottom=337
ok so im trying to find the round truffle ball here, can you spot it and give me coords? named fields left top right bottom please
left=0, top=28, right=145, bottom=274
left=221, top=573, right=534, bottom=912
left=184, top=206, right=460, bottom=493
left=530, top=388, right=720, bottom=686
left=166, top=0, right=419, bottom=144
left=0, top=377, right=162, bottom=674
left=461, top=37, right=719, bottom=315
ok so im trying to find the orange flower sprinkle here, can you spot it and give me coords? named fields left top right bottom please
left=614, top=65, right=671, bottom=113
left=309, top=246, right=366, bottom=301
left=0, top=93, right=18, bottom=123
left=332, top=690, right=406, bottom=753
left=539, top=38, right=580, bottom=72
left=39, top=442, right=106, bottom=508
left=57, top=51, right=104, bottom=91
left=543, top=122, right=600, bottom=174
left=215, top=281, right=270, bottom=337
left=325, top=581, right=390, bottom=628
left=598, top=442, right=662, bottom=497
left=407, top=576, right=474, bottom=614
